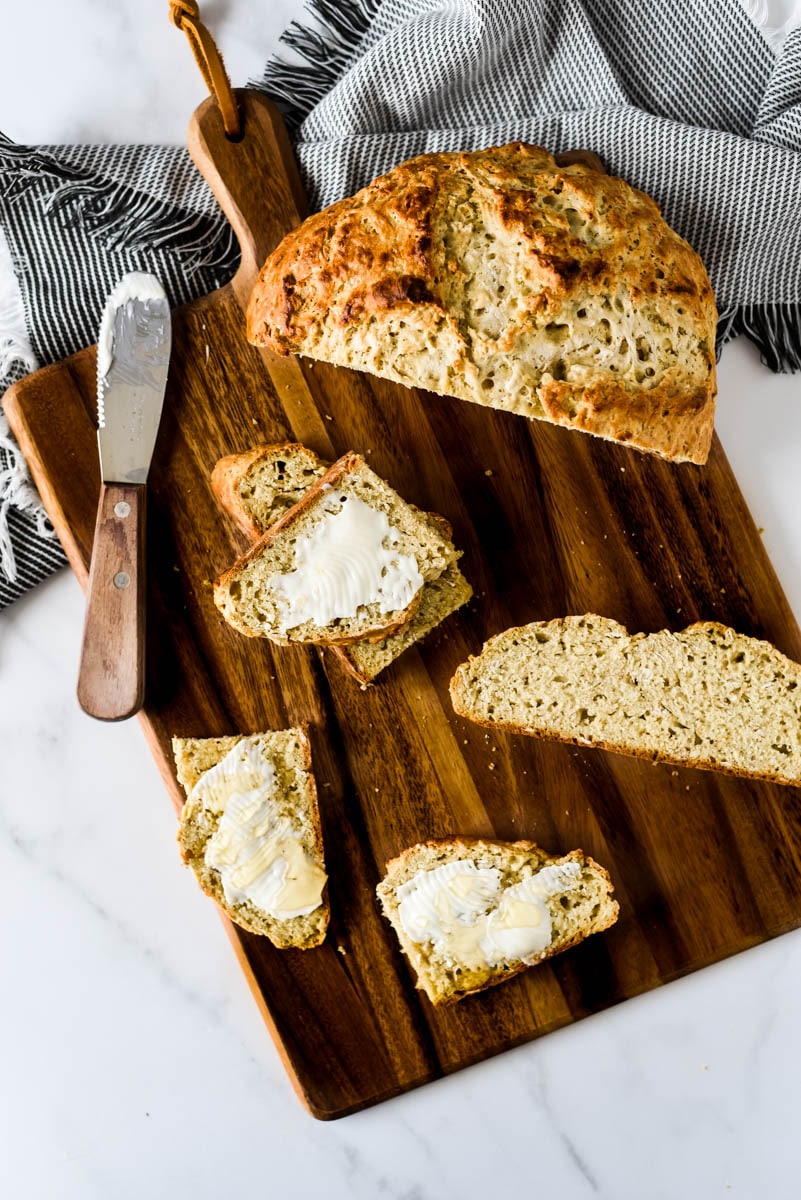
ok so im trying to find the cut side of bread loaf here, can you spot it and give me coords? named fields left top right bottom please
left=173, top=729, right=329, bottom=947
left=214, top=451, right=460, bottom=648
left=450, top=615, right=801, bottom=786
left=377, top=838, right=618, bottom=1004
left=213, top=442, right=472, bottom=683
left=211, top=442, right=328, bottom=539
left=248, top=143, right=717, bottom=464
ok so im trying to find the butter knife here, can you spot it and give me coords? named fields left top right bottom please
left=77, top=272, right=171, bottom=721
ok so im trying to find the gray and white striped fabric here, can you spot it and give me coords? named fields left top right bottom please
left=1, top=0, right=800, bottom=607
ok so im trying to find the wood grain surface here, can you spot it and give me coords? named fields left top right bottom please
left=5, top=90, right=801, bottom=1120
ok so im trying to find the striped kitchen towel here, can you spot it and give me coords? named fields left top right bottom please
left=1, top=0, right=800, bottom=606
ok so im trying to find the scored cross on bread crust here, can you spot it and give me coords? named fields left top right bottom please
left=247, top=142, right=717, bottom=464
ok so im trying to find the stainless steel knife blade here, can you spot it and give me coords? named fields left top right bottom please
left=77, top=272, right=172, bottom=722
left=96, top=272, right=171, bottom=483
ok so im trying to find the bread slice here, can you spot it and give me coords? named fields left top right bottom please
left=450, top=614, right=801, bottom=786
left=247, top=143, right=717, bottom=465
left=377, top=838, right=618, bottom=1004
left=336, top=564, right=473, bottom=685
left=212, top=443, right=472, bottom=682
left=211, top=442, right=328, bottom=539
left=172, top=729, right=329, bottom=947
left=214, top=451, right=460, bottom=647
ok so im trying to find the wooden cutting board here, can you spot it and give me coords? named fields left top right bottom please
left=6, top=90, right=801, bottom=1120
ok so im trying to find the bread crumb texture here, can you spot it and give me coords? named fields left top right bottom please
left=213, top=452, right=459, bottom=646
left=211, top=442, right=328, bottom=540
left=450, top=615, right=801, bottom=785
left=172, top=729, right=329, bottom=947
left=248, top=143, right=717, bottom=464
left=377, top=838, right=618, bottom=1004
left=213, top=443, right=473, bottom=682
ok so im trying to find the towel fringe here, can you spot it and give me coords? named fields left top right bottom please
left=44, top=180, right=240, bottom=276
left=0, top=227, right=53, bottom=584
left=717, top=303, right=801, bottom=372
left=0, top=136, right=239, bottom=277
left=251, top=0, right=382, bottom=130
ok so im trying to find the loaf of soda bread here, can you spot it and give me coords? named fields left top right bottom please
left=450, top=615, right=801, bottom=786
left=377, top=837, right=618, bottom=1004
left=247, top=143, right=717, bottom=464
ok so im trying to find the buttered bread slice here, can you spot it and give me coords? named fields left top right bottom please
left=212, top=442, right=472, bottom=682
left=173, top=729, right=329, bottom=946
left=377, top=838, right=618, bottom=1004
left=450, top=615, right=801, bottom=786
left=214, top=451, right=460, bottom=647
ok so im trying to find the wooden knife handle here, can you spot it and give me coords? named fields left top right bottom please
left=77, top=482, right=146, bottom=721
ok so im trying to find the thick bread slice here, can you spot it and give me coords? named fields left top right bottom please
left=450, top=615, right=801, bottom=786
left=377, top=838, right=618, bottom=1005
left=173, top=729, right=329, bottom=947
left=213, top=443, right=472, bottom=683
left=214, top=451, right=460, bottom=647
left=248, top=143, right=717, bottom=465
left=211, top=443, right=328, bottom=539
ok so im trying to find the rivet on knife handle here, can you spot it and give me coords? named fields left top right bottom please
left=77, top=483, right=146, bottom=720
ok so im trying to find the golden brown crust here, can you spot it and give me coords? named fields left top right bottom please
left=248, top=142, right=717, bottom=465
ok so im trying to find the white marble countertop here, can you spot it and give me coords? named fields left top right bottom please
left=3, top=4, right=801, bottom=1198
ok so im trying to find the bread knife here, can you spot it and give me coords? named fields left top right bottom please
left=77, top=272, right=171, bottom=721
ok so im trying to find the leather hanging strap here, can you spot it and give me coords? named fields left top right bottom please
left=169, top=0, right=242, bottom=139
